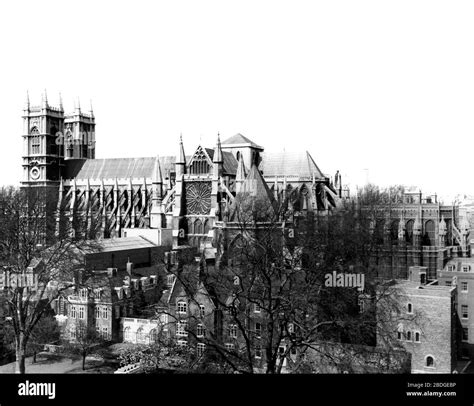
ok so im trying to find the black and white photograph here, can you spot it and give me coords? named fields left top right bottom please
left=0, top=0, right=473, bottom=404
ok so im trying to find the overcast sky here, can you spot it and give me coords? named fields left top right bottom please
left=1, top=0, right=473, bottom=202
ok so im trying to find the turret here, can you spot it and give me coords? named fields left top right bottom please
left=74, top=97, right=81, bottom=115
left=152, top=156, right=163, bottom=204
left=439, top=216, right=447, bottom=247
left=412, top=213, right=422, bottom=265
left=41, top=89, right=48, bottom=110
left=24, top=91, right=30, bottom=113
left=150, top=157, right=165, bottom=229
left=89, top=100, right=94, bottom=118
left=212, top=133, right=224, bottom=178
left=176, top=134, right=186, bottom=176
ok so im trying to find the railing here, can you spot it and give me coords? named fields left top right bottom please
left=114, top=362, right=142, bottom=374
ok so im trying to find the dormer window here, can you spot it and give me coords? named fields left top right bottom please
left=177, top=301, right=187, bottom=315
left=79, top=288, right=88, bottom=300
left=462, top=265, right=471, bottom=273
left=448, top=264, right=456, bottom=272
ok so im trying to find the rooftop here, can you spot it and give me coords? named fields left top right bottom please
left=63, top=157, right=176, bottom=181
left=82, top=236, right=158, bottom=254
left=259, top=150, right=325, bottom=178
left=221, top=133, right=263, bottom=149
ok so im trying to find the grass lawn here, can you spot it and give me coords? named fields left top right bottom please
left=0, top=351, right=119, bottom=374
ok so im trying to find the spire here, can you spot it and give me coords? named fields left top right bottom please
left=89, top=99, right=94, bottom=118
left=213, top=133, right=223, bottom=163
left=42, top=89, right=49, bottom=109
left=24, top=90, right=30, bottom=111
left=152, top=156, right=163, bottom=184
left=177, top=134, right=186, bottom=164
left=75, top=97, right=81, bottom=114
left=151, top=156, right=164, bottom=228
left=59, top=92, right=63, bottom=111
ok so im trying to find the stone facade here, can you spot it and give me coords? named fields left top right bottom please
left=377, top=266, right=458, bottom=373
left=21, top=94, right=344, bottom=251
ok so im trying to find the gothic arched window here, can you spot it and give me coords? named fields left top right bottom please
left=65, top=131, right=74, bottom=158
left=30, top=127, right=40, bottom=155
left=390, top=220, right=399, bottom=242
left=203, top=219, right=210, bottom=235
left=424, top=220, right=435, bottom=246
left=136, top=327, right=145, bottom=343
left=149, top=328, right=158, bottom=344
left=194, top=219, right=203, bottom=234
left=49, top=126, right=58, bottom=155
left=406, top=220, right=414, bottom=244
left=123, top=327, right=131, bottom=342
left=189, top=148, right=211, bottom=175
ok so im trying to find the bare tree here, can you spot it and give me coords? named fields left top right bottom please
left=62, top=320, right=105, bottom=371
left=0, top=186, right=100, bottom=373
left=163, top=186, right=418, bottom=373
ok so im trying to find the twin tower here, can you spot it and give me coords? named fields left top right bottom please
left=21, top=91, right=95, bottom=188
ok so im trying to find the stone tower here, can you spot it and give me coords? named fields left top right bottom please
left=21, top=92, right=95, bottom=187
left=21, top=91, right=65, bottom=187
left=63, top=98, right=95, bottom=160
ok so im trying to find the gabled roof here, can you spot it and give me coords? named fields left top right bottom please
left=221, top=133, right=263, bottom=150
left=259, top=151, right=325, bottom=179
left=230, top=164, right=277, bottom=220
left=64, top=157, right=176, bottom=181
left=240, top=164, right=275, bottom=202
left=188, top=147, right=238, bottom=175
left=87, top=236, right=157, bottom=253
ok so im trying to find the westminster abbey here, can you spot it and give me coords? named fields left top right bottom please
left=21, top=92, right=345, bottom=254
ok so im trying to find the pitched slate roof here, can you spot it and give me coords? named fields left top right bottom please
left=240, top=164, right=275, bottom=201
left=81, top=236, right=157, bottom=254
left=221, top=133, right=263, bottom=149
left=259, top=151, right=325, bottom=179
left=230, top=164, right=277, bottom=220
left=63, top=157, right=176, bottom=180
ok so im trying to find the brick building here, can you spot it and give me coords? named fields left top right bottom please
left=377, top=266, right=458, bottom=373
left=363, top=189, right=470, bottom=281
left=52, top=237, right=168, bottom=343
left=437, top=255, right=474, bottom=359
